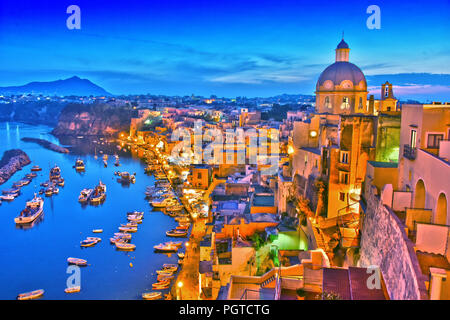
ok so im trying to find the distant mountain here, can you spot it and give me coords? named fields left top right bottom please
left=0, top=76, right=112, bottom=97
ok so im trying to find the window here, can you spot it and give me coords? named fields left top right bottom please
left=427, top=134, right=443, bottom=149
left=197, top=172, right=202, bottom=179
left=385, top=87, right=389, bottom=97
left=341, top=97, right=350, bottom=110
left=339, top=171, right=349, bottom=184
left=358, top=97, right=363, bottom=109
left=340, top=151, right=349, bottom=164
left=410, top=130, right=417, bottom=148
left=339, top=192, right=346, bottom=202
left=325, top=96, right=331, bottom=109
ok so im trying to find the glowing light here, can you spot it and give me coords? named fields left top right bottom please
left=310, top=130, right=317, bottom=138
left=177, top=281, right=183, bottom=288
left=288, top=145, right=294, bottom=155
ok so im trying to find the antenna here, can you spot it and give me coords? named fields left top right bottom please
left=342, top=30, right=344, bottom=39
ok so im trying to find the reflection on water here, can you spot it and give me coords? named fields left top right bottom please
left=0, top=122, right=181, bottom=300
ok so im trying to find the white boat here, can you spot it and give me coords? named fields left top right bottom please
left=67, top=257, right=87, bottom=266
left=0, top=194, right=15, bottom=201
left=75, top=159, right=85, bottom=171
left=115, top=242, right=136, bottom=251
left=142, top=292, right=162, bottom=300
left=14, top=195, right=44, bottom=224
left=17, top=289, right=44, bottom=300
left=64, top=286, right=81, bottom=293
left=92, top=229, right=103, bottom=233
left=119, top=226, right=137, bottom=233
left=153, top=243, right=178, bottom=253
left=114, top=232, right=132, bottom=239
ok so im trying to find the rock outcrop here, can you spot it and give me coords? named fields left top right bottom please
left=0, top=101, right=67, bottom=126
left=0, top=149, right=31, bottom=185
left=21, top=137, right=69, bottom=154
left=52, top=103, right=135, bottom=136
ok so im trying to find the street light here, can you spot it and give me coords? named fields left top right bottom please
left=177, top=281, right=184, bottom=300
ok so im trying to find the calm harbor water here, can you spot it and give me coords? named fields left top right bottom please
left=0, top=122, right=180, bottom=299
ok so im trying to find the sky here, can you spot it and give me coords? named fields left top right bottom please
left=0, top=0, right=449, bottom=100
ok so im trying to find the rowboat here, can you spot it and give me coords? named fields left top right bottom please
left=127, top=211, right=144, bottom=216
left=17, top=289, right=44, bottom=300
left=114, top=232, right=131, bottom=239
left=86, top=237, right=101, bottom=242
left=152, top=282, right=170, bottom=290
left=142, top=292, right=162, bottom=300
left=166, top=230, right=188, bottom=238
left=92, top=229, right=103, bottom=233
left=67, top=257, right=87, bottom=266
left=115, top=242, right=136, bottom=251
left=80, top=239, right=97, bottom=247
left=64, top=286, right=81, bottom=293
left=153, top=243, right=178, bottom=253
left=119, top=226, right=137, bottom=233
left=121, top=222, right=138, bottom=228
left=157, top=274, right=174, bottom=282
left=156, top=270, right=175, bottom=276
left=0, top=194, right=15, bottom=201
left=31, top=165, right=42, bottom=172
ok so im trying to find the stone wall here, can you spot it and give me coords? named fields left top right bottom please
left=358, top=185, right=428, bottom=300
left=0, top=149, right=31, bottom=185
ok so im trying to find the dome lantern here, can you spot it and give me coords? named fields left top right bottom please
left=335, top=39, right=350, bottom=62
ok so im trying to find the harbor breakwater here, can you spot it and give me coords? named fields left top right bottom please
left=21, top=137, right=69, bottom=154
left=0, top=149, right=31, bottom=185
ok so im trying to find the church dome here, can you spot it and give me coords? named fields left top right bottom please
left=317, top=62, right=367, bottom=90
left=316, top=39, right=367, bottom=91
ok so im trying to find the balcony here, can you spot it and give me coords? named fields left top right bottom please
left=403, top=144, right=416, bottom=160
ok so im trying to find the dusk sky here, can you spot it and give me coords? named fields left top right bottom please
left=0, top=0, right=449, bottom=100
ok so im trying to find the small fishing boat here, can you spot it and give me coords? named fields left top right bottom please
left=57, top=178, right=65, bottom=187
left=80, top=239, right=98, bottom=247
left=86, top=237, right=101, bottom=242
left=166, top=229, right=188, bottom=238
left=31, top=165, right=42, bottom=172
left=142, top=292, right=162, bottom=300
left=114, top=232, right=131, bottom=239
left=156, top=270, right=174, bottom=276
left=78, top=189, right=93, bottom=203
left=119, top=226, right=137, bottom=233
left=153, top=243, right=178, bottom=253
left=163, top=264, right=178, bottom=270
left=115, top=242, right=136, bottom=251
left=0, top=194, right=15, bottom=201
left=127, top=216, right=142, bottom=223
left=92, top=229, right=103, bottom=233
left=64, top=286, right=81, bottom=293
left=3, top=188, right=20, bottom=195
left=17, top=289, right=44, bottom=300
left=152, top=282, right=170, bottom=290
left=121, top=222, right=138, bottom=228
left=44, top=188, right=53, bottom=197
left=157, top=274, right=174, bottom=282
left=67, top=257, right=87, bottom=266
left=14, top=195, right=44, bottom=224
left=74, top=159, right=85, bottom=171
left=90, top=181, right=106, bottom=204
left=49, top=165, right=61, bottom=181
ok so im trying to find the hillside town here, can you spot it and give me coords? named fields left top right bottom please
left=114, top=40, right=450, bottom=300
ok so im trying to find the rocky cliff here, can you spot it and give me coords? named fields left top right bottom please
left=0, top=149, right=31, bottom=185
left=52, top=103, right=135, bottom=136
left=0, top=101, right=67, bottom=126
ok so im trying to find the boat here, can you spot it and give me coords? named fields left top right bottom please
left=119, top=226, right=137, bottom=233
left=157, top=274, right=175, bottom=282
left=74, top=159, right=85, bottom=171
left=90, top=181, right=106, bottom=204
left=3, top=188, right=20, bottom=195
left=114, top=155, right=120, bottom=167
left=31, top=165, right=42, bottom=172
left=17, top=289, right=44, bottom=300
left=25, top=173, right=37, bottom=179
left=127, top=210, right=144, bottom=216
left=92, top=229, right=103, bottom=233
left=153, top=243, right=178, bottom=253
left=0, top=194, right=15, bottom=201
left=44, top=188, right=53, bottom=197
left=114, top=232, right=131, bottom=239
left=165, top=241, right=183, bottom=248
left=86, top=237, right=101, bottom=242
left=78, top=189, right=93, bottom=203
left=64, top=286, right=81, bottom=293
left=51, top=187, right=59, bottom=194
left=156, top=270, right=174, bottom=276
left=166, top=229, right=188, bottom=238
left=40, top=181, right=49, bottom=187
left=67, top=257, right=87, bottom=266
left=142, top=292, right=162, bottom=300
left=115, top=242, right=136, bottom=251
left=127, top=216, right=142, bottom=223
left=152, top=282, right=170, bottom=290
left=14, top=195, right=44, bottom=224
left=50, top=165, right=61, bottom=181
left=110, top=236, right=129, bottom=244
left=118, top=172, right=135, bottom=184
left=80, top=239, right=98, bottom=247
left=163, top=263, right=178, bottom=270
left=121, top=222, right=138, bottom=228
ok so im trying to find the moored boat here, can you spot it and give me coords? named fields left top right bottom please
left=153, top=243, right=178, bottom=253
left=67, top=257, right=87, bottom=266
left=31, top=165, right=42, bottom=172
left=142, top=292, right=162, bottom=300
left=14, top=195, right=44, bottom=224
left=64, top=286, right=81, bottom=293
left=17, top=289, right=44, bottom=300
left=74, top=158, right=85, bottom=171
left=115, top=242, right=136, bottom=251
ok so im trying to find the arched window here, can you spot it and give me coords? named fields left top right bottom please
left=358, top=97, right=363, bottom=110
left=325, top=96, right=331, bottom=109
left=341, top=97, right=350, bottom=110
